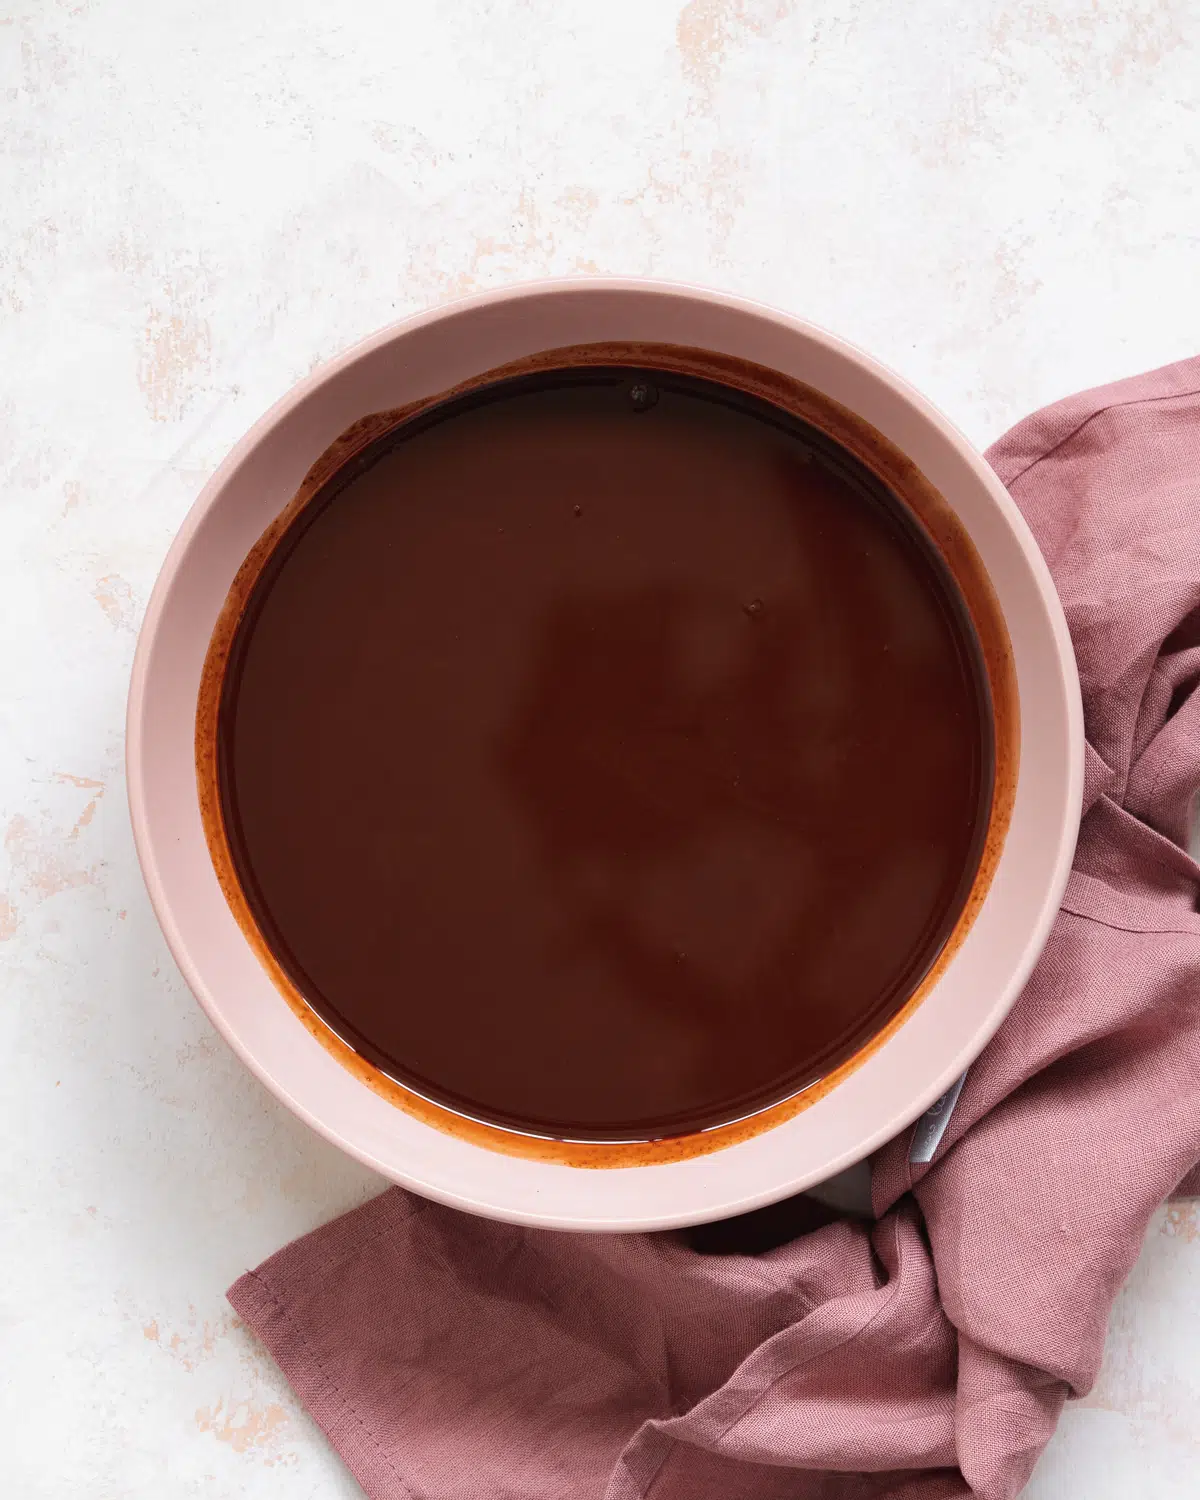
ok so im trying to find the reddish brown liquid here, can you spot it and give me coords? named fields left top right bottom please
left=218, top=368, right=992, bottom=1141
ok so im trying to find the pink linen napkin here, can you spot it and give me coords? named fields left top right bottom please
left=228, top=357, right=1200, bottom=1500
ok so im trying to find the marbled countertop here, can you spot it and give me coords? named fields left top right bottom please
left=3, top=3, right=1198, bottom=1494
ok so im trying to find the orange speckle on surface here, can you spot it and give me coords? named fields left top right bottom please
left=677, top=0, right=728, bottom=91
left=143, top=1319, right=160, bottom=1342
left=1161, top=1201, right=1199, bottom=1243
left=195, top=1398, right=290, bottom=1456
left=71, top=797, right=102, bottom=838
left=146, top=1307, right=236, bottom=1371
left=53, top=772, right=104, bottom=789
left=676, top=1, right=792, bottom=97
left=5, top=812, right=99, bottom=899
left=52, top=775, right=107, bottom=839
left=138, top=297, right=212, bottom=422
left=0, top=897, right=17, bottom=941
left=92, top=574, right=134, bottom=630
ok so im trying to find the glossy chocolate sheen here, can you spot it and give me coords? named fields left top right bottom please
left=216, top=367, right=993, bottom=1142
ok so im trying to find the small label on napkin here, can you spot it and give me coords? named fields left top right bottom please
left=909, top=1072, right=968, bottom=1164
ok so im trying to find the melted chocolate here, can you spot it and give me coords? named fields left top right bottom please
left=217, top=368, right=992, bottom=1141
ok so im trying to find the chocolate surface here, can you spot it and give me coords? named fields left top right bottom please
left=217, top=367, right=992, bottom=1141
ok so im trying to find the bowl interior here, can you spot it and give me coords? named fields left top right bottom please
left=128, top=281, right=1083, bottom=1230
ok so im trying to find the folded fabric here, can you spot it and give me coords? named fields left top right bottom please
left=229, top=357, right=1200, bottom=1500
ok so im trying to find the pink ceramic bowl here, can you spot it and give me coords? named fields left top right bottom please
left=127, top=279, right=1083, bottom=1230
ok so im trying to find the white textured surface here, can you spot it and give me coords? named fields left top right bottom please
left=2, top=2, right=1198, bottom=1494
